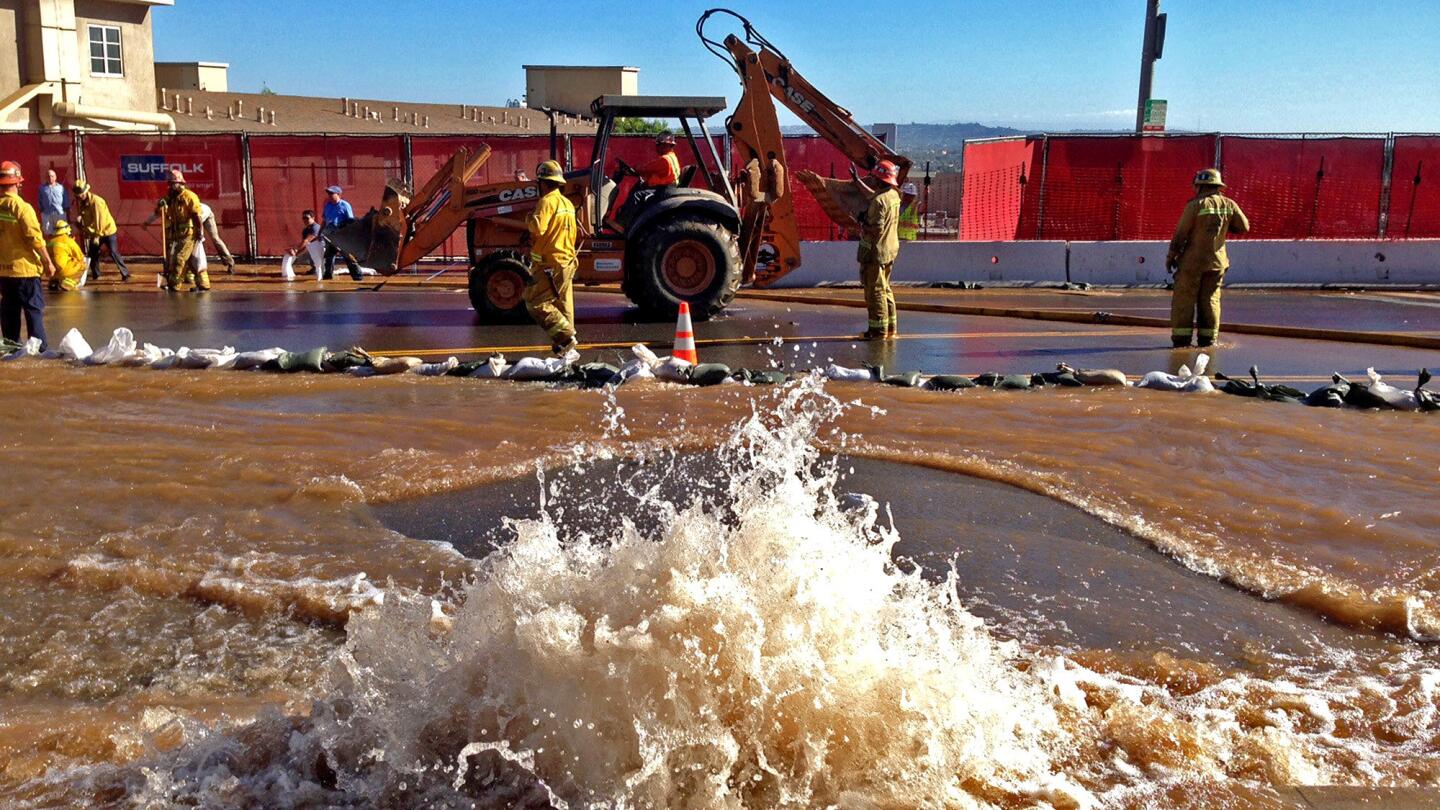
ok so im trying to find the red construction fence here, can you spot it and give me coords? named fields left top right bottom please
left=0, top=130, right=854, bottom=260
left=959, top=133, right=1440, bottom=241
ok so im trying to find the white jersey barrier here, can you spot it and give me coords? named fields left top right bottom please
left=777, top=239, right=1440, bottom=287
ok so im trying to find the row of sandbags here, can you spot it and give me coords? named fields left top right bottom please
left=823, top=351, right=1439, bottom=412
left=4, top=328, right=1435, bottom=411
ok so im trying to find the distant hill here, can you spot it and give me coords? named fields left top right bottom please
left=781, top=121, right=1030, bottom=173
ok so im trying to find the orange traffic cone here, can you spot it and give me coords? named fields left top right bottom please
left=673, top=301, right=698, bottom=364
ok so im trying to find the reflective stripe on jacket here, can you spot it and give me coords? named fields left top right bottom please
left=0, top=194, right=47, bottom=278
left=1167, top=191, right=1250, bottom=274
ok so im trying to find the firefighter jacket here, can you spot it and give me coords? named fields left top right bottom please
left=156, top=187, right=203, bottom=242
left=76, top=192, right=118, bottom=239
left=527, top=187, right=577, bottom=270
left=47, top=234, right=88, bottom=290
left=857, top=186, right=900, bottom=265
left=0, top=193, right=47, bottom=278
left=1167, top=190, right=1250, bottom=275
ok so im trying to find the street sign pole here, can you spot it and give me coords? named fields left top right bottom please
left=1135, top=0, right=1166, bottom=132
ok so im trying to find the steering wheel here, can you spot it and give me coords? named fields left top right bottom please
left=616, top=158, right=637, bottom=177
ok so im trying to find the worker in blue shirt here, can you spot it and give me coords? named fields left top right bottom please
left=320, top=184, right=362, bottom=281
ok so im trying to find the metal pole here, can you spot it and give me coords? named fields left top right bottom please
left=1377, top=133, right=1394, bottom=238
left=240, top=133, right=259, bottom=259
left=1135, top=0, right=1163, bottom=133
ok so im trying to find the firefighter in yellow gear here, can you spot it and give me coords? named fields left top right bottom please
left=147, top=168, right=207, bottom=291
left=857, top=160, right=902, bottom=339
left=0, top=160, right=58, bottom=348
left=524, top=160, right=579, bottom=354
left=46, top=220, right=89, bottom=291
left=1166, top=168, right=1250, bottom=348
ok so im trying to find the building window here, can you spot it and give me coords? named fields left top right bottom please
left=88, top=25, right=123, bottom=77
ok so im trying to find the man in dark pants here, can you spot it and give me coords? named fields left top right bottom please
left=0, top=161, right=58, bottom=348
left=73, top=181, right=130, bottom=281
left=321, top=184, right=363, bottom=281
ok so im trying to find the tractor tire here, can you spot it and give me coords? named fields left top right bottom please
left=468, top=253, right=531, bottom=323
left=627, top=217, right=741, bottom=320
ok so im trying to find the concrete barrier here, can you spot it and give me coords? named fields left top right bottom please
left=773, top=241, right=1069, bottom=288
left=1064, top=239, right=1440, bottom=286
left=778, top=239, right=1440, bottom=288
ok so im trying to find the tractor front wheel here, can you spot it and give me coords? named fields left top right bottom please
left=628, top=218, right=741, bottom=320
left=468, top=253, right=531, bottom=323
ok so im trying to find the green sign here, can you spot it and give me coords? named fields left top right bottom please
left=1143, top=99, right=1168, bottom=132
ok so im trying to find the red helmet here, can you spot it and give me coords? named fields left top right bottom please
left=0, top=161, right=22, bottom=187
left=871, top=160, right=900, bottom=188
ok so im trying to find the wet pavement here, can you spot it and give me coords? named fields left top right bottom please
left=43, top=271, right=1440, bottom=384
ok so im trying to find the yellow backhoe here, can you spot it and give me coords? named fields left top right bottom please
left=326, top=8, right=910, bottom=321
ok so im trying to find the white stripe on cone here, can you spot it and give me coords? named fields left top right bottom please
left=673, top=301, right=697, bottom=364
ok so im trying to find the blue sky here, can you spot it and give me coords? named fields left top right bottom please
left=154, top=0, right=1440, bottom=133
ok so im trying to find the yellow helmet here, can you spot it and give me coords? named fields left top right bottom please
left=1193, top=168, right=1225, bottom=187
left=536, top=160, right=565, bottom=184
left=52, top=220, right=71, bottom=235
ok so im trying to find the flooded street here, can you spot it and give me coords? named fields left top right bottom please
left=2, top=357, right=1437, bottom=807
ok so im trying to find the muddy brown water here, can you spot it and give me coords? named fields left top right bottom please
left=1, top=362, right=1437, bottom=807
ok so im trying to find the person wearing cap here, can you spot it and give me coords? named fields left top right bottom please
left=523, top=159, right=579, bottom=355
left=856, top=160, right=902, bottom=340
left=46, top=220, right=88, bottom=292
left=321, top=185, right=362, bottom=281
left=0, top=160, right=58, bottom=348
left=73, top=181, right=130, bottom=282
left=614, top=133, right=682, bottom=228
left=637, top=133, right=681, bottom=188
left=38, top=169, right=70, bottom=236
left=1166, top=168, right=1250, bottom=348
left=144, top=168, right=206, bottom=291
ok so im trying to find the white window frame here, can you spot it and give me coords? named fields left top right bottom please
left=88, top=24, right=124, bottom=78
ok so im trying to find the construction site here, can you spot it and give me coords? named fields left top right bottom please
left=2, top=2, right=1439, bottom=809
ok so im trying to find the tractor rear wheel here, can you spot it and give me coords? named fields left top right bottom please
left=468, top=253, right=531, bottom=323
left=628, top=217, right=741, bottom=320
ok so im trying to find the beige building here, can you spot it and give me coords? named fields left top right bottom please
left=1, top=0, right=176, bottom=130
left=154, top=59, right=226, bottom=92
left=524, top=65, right=638, bottom=117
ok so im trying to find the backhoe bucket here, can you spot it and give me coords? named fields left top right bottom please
left=794, top=170, right=873, bottom=232
left=323, top=180, right=412, bottom=275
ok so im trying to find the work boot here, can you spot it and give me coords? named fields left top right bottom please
left=885, top=328, right=899, bottom=339
left=1171, top=337, right=1191, bottom=349
left=552, top=336, right=578, bottom=357
left=120, top=271, right=131, bottom=282
left=1197, top=337, right=1214, bottom=348
left=858, top=329, right=886, bottom=341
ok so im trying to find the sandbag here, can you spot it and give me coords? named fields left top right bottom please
left=56, top=328, right=93, bottom=362
left=971, top=372, right=1002, bottom=387
left=411, top=357, right=459, bottom=376
left=882, top=371, right=922, bottom=388
left=447, top=359, right=490, bottom=377
left=999, top=374, right=1033, bottom=390
left=274, top=347, right=328, bottom=373
left=653, top=357, right=692, bottom=383
left=280, top=253, right=297, bottom=281
left=1304, top=380, right=1349, bottom=408
left=733, top=368, right=788, bottom=385
left=568, top=362, right=621, bottom=388
left=688, top=363, right=732, bottom=387
left=1032, top=370, right=1083, bottom=387
left=0, top=337, right=21, bottom=355
left=180, top=347, right=237, bottom=370
left=924, top=374, right=976, bottom=391
left=824, top=363, right=874, bottom=383
left=502, top=356, right=565, bottom=381
left=466, top=354, right=510, bottom=379
left=119, top=342, right=167, bottom=367
left=1058, top=363, right=1128, bottom=386
left=323, top=349, right=372, bottom=372
left=2, top=336, right=43, bottom=361
left=233, top=348, right=286, bottom=370
left=615, top=358, right=656, bottom=385
left=84, top=328, right=137, bottom=366
left=370, top=356, right=422, bottom=375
